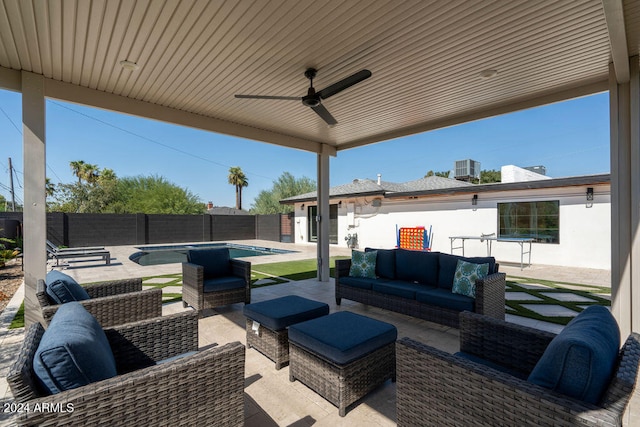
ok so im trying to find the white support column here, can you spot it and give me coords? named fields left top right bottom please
left=609, top=56, right=640, bottom=427
left=317, top=145, right=332, bottom=282
left=22, top=72, right=47, bottom=325
left=631, top=58, right=640, bottom=336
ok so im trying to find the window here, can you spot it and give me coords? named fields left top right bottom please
left=498, top=201, right=559, bottom=243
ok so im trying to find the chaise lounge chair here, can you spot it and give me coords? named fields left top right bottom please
left=46, top=239, right=104, bottom=253
left=46, top=242, right=111, bottom=266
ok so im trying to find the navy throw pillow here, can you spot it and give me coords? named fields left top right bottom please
left=45, top=271, right=90, bottom=304
left=365, top=248, right=396, bottom=279
left=395, top=249, right=439, bottom=286
left=33, top=302, right=117, bottom=394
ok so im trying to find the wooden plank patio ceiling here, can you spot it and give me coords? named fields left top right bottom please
left=0, top=0, right=635, bottom=153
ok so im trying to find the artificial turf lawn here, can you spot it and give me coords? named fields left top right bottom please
left=505, top=277, right=610, bottom=325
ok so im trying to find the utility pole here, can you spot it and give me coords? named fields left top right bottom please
left=8, top=157, right=15, bottom=211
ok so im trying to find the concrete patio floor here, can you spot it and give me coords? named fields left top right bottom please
left=0, top=241, right=623, bottom=426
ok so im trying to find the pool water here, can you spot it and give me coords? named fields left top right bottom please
left=129, top=242, right=293, bottom=266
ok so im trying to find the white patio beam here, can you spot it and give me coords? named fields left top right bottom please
left=21, top=71, right=47, bottom=325
left=0, top=66, right=324, bottom=155
left=602, top=0, right=630, bottom=84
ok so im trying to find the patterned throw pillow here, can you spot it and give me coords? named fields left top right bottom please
left=349, top=250, right=377, bottom=279
left=451, top=259, right=489, bottom=298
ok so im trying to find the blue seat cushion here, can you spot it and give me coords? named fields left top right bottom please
left=289, top=311, right=397, bottom=365
left=365, top=248, right=396, bottom=279
left=438, top=253, right=496, bottom=290
left=243, top=296, right=329, bottom=330
left=33, top=302, right=117, bottom=395
left=187, top=248, right=231, bottom=278
left=395, top=249, right=439, bottom=286
left=528, top=306, right=620, bottom=404
left=202, top=276, right=246, bottom=293
left=45, top=270, right=90, bottom=304
left=415, top=288, right=475, bottom=312
left=339, top=276, right=376, bottom=290
left=372, top=280, right=428, bottom=299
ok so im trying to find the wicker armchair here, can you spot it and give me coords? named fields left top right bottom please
left=37, top=277, right=162, bottom=327
left=397, top=311, right=640, bottom=426
left=182, top=248, right=251, bottom=311
left=7, top=311, right=246, bottom=427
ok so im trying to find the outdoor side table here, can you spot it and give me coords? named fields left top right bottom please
left=288, top=311, right=397, bottom=416
left=243, top=295, right=329, bottom=369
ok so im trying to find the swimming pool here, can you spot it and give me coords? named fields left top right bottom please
left=129, top=242, right=294, bottom=266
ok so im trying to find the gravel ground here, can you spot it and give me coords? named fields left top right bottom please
left=0, top=260, right=23, bottom=314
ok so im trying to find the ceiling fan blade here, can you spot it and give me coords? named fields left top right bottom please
left=310, top=103, right=337, bottom=126
left=317, top=69, right=372, bottom=100
left=235, top=94, right=300, bottom=100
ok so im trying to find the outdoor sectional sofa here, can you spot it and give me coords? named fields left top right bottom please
left=335, top=248, right=506, bottom=328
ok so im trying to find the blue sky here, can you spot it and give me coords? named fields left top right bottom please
left=1, top=89, right=609, bottom=208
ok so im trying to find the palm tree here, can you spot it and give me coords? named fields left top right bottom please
left=81, top=163, right=100, bottom=184
left=45, top=178, right=56, bottom=198
left=228, top=166, right=248, bottom=210
left=70, top=160, right=86, bottom=183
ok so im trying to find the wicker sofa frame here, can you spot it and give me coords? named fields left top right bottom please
left=37, top=277, right=162, bottom=327
left=182, top=259, right=251, bottom=311
left=396, top=311, right=640, bottom=426
left=7, top=311, right=246, bottom=427
left=335, top=258, right=505, bottom=328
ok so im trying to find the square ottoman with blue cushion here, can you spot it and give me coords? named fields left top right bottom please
left=288, top=311, right=397, bottom=416
left=243, top=296, right=329, bottom=369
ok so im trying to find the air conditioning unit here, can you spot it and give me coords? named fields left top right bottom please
left=454, top=159, right=481, bottom=181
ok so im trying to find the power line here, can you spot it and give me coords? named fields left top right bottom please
left=0, top=105, right=63, bottom=183
left=50, top=101, right=277, bottom=182
left=0, top=106, right=21, bottom=135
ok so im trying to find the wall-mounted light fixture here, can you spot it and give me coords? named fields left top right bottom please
left=338, top=201, right=342, bottom=208
left=586, top=187, right=594, bottom=201
left=300, top=204, right=305, bottom=211
left=472, top=194, right=478, bottom=206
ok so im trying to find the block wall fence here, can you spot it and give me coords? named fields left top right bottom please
left=0, top=212, right=293, bottom=247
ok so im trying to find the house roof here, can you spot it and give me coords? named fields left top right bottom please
left=387, top=173, right=611, bottom=199
left=0, top=1, right=635, bottom=154
left=281, top=175, right=474, bottom=203
left=281, top=173, right=611, bottom=204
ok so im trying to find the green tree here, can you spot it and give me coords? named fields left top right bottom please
left=114, top=175, right=203, bottom=214
left=250, top=172, right=316, bottom=214
left=425, top=170, right=450, bottom=178
left=479, top=169, right=501, bottom=183
left=228, top=166, right=249, bottom=210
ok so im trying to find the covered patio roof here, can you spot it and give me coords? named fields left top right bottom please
left=0, top=1, right=639, bottom=363
left=0, top=0, right=636, bottom=152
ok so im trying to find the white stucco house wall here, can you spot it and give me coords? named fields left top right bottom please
left=282, top=173, right=611, bottom=270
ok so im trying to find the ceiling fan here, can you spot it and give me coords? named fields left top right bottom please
left=235, top=68, right=372, bottom=126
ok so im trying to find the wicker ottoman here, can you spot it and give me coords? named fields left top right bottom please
left=243, top=295, right=329, bottom=369
left=288, top=311, right=397, bottom=416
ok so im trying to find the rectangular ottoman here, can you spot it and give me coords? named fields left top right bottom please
left=243, top=295, right=330, bottom=369
left=288, top=311, right=397, bottom=416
